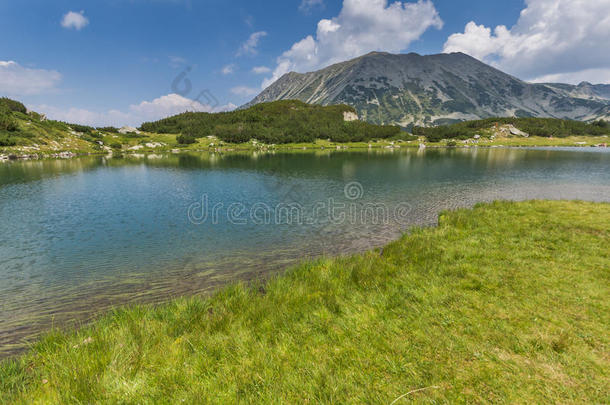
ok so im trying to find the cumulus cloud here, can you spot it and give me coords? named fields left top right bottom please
left=33, top=94, right=237, bottom=127
left=263, top=0, right=443, bottom=88
left=237, top=31, right=268, bottom=56
left=299, top=0, right=325, bottom=13
left=61, top=11, right=89, bottom=30
left=230, top=86, right=260, bottom=97
left=221, top=64, right=237, bottom=75
left=0, top=61, right=62, bottom=95
left=443, top=0, right=610, bottom=83
left=252, top=66, right=271, bottom=74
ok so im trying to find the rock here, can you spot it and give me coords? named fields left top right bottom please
left=144, top=142, right=165, bottom=148
left=343, top=111, right=359, bottom=122
left=118, top=126, right=141, bottom=135
left=508, top=125, right=529, bottom=137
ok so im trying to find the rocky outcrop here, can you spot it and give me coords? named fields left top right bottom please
left=119, top=126, right=141, bottom=134
left=343, top=111, right=359, bottom=122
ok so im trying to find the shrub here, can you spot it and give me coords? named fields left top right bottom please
left=97, top=126, right=119, bottom=133
left=109, top=142, right=122, bottom=149
left=177, top=134, right=196, bottom=145
left=0, top=135, right=17, bottom=146
left=69, top=124, right=95, bottom=134
left=0, top=108, right=18, bottom=132
left=0, top=97, right=27, bottom=114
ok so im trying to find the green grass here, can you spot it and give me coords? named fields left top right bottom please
left=1, top=200, right=608, bottom=403
left=431, top=135, right=608, bottom=148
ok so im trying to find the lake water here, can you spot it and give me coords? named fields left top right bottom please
left=1, top=147, right=609, bottom=356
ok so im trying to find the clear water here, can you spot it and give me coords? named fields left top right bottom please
left=1, top=148, right=609, bottom=356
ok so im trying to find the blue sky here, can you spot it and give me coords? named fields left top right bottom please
left=1, top=0, right=608, bottom=126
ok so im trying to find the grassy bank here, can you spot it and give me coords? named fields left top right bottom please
left=1, top=201, right=609, bottom=403
left=432, top=135, right=609, bottom=148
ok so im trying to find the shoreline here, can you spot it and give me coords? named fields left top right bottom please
left=2, top=200, right=608, bottom=402
left=1, top=137, right=608, bottom=162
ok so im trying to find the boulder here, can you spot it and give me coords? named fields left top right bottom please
left=118, top=126, right=141, bottom=135
left=343, top=111, right=359, bottom=122
left=508, top=125, right=529, bottom=137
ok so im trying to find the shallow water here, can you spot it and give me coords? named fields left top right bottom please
left=1, top=147, right=609, bottom=356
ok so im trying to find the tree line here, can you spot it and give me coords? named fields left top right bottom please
left=413, top=117, right=609, bottom=142
left=140, top=100, right=402, bottom=144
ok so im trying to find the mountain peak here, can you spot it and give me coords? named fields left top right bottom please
left=362, top=51, right=392, bottom=57
left=245, top=51, right=610, bottom=125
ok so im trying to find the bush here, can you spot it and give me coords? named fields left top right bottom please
left=176, top=134, right=196, bottom=145
left=0, top=97, right=27, bottom=114
left=97, top=126, right=119, bottom=133
left=0, top=106, right=18, bottom=132
left=109, top=142, right=122, bottom=149
left=0, top=114, right=18, bottom=132
left=69, top=124, right=95, bottom=134
left=0, top=135, right=17, bottom=146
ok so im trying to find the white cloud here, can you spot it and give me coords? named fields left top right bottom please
left=443, top=0, right=610, bottom=83
left=0, top=61, right=62, bottom=95
left=237, top=31, right=268, bottom=56
left=530, top=68, right=610, bottom=85
left=252, top=66, right=271, bottom=74
left=33, top=94, right=237, bottom=127
left=299, top=0, right=324, bottom=13
left=263, top=0, right=443, bottom=88
left=221, top=64, right=237, bottom=75
left=169, top=56, right=187, bottom=68
left=61, top=11, right=89, bottom=30
left=230, top=86, right=260, bottom=97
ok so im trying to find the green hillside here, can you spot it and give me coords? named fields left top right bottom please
left=140, top=100, right=402, bottom=144
left=2, top=97, right=607, bottom=158
left=0, top=98, right=102, bottom=153
left=413, top=117, right=609, bottom=142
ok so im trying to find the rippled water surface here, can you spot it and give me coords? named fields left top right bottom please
left=1, top=148, right=609, bottom=356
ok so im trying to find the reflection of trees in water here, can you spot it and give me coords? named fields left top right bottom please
left=0, top=157, right=105, bottom=187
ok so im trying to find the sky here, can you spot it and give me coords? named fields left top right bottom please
left=1, top=0, right=609, bottom=126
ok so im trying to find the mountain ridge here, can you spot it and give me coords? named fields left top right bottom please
left=245, top=52, right=610, bottom=126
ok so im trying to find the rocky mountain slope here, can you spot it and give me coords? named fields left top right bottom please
left=245, top=52, right=610, bottom=126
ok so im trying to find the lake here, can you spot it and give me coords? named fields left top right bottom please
left=1, top=147, right=609, bottom=356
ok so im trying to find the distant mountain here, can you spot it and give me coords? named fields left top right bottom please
left=543, top=82, right=610, bottom=102
left=245, top=52, right=610, bottom=126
